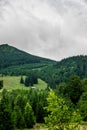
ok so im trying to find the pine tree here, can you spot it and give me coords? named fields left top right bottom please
left=20, top=76, right=24, bottom=84
left=24, top=102, right=35, bottom=128
left=0, top=89, right=16, bottom=130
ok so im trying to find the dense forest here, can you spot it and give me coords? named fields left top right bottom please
left=0, top=75, right=87, bottom=130
left=1, top=44, right=87, bottom=88
left=39, top=55, right=87, bottom=88
left=0, top=44, right=87, bottom=129
left=0, top=44, right=54, bottom=69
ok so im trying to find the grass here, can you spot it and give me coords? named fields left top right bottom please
left=0, top=76, right=47, bottom=91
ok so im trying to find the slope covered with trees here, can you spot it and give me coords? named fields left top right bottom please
left=1, top=44, right=87, bottom=89
left=39, top=55, right=87, bottom=88
left=0, top=44, right=55, bottom=73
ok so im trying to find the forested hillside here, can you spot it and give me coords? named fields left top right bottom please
left=1, top=44, right=87, bottom=89
left=0, top=44, right=55, bottom=75
left=1, top=45, right=87, bottom=129
left=0, top=44, right=54, bottom=68
left=39, top=55, right=87, bottom=88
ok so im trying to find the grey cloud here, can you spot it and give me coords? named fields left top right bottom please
left=0, top=0, right=87, bottom=60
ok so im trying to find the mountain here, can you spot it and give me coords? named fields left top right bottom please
left=1, top=43, right=87, bottom=87
left=0, top=44, right=55, bottom=75
left=39, top=55, right=87, bottom=88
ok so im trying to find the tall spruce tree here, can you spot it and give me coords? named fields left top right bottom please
left=20, top=76, right=24, bottom=84
left=24, top=102, right=35, bottom=128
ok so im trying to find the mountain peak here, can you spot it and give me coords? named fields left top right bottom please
left=0, top=44, right=19, bottom=53
left=0, top=44, right=9, bottom=48
left=0, top=44, right=54, bottom=69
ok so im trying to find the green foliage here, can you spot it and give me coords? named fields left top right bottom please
left=77, top=92, right=87, bottom=121
left=25, top=74, right=38, bottom=87
left=20, top=76, right=24, bottom=84
left=1, top=44, right=87, bottom=91
left=45, top=89, right=82, bottom=130
left=24, top=102, right=35, bottom=128
left=39, top=55, right=87, bottom=88
left=0, top=107, right=16, bottom=130
left=0, top=76, right=87, bottom=130
left=0, top=89, right=16, bottom=130
left=35, top=90, right=48, bottom=123
left=14, top=94, right=27, bottom=113
left=0, top=44, right=54, bottom=75
left=56, top=82, right=67, bottom=96
left=0, top=88, right=49, bottom=129
left=25, top=76, right=33, bottom=86
left=66, top=75, right=84, bottom=104
left=56, top=75, right=84, bottom=105
left=15, top=107, right=25, bottom=129
left=81, top=78, right=87, bottom=92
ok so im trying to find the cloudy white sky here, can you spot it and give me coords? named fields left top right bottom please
left=0, top=0, right=87, bottom=60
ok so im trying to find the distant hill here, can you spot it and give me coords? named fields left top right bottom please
left=0, top=44, right=55, bottom=68
left=1, top=44, right=87, bottom=87
left=0, top=44, right=55, bottom=75
left=39, top=55, right=87, bottom=88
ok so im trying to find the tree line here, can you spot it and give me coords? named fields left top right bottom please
left=20, top=73, right=38, bottom=87
left=1, top=55, right=87, bottom=90
left=39, top=55, right=87, bottom=88
left=0, top=75, right=87, bottom=129
left=45, top=75, right=87, bottom=130
left=0, top=88, right=49, bottom=130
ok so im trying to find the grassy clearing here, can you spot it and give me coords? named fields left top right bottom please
left=0, top=76, right=47, bottom=91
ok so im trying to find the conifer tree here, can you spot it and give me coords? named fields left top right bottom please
left=20, top=76, right=24, bottom=84
left=24, top=102, right=35, bottom=128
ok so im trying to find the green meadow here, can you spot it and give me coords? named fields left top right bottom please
left=0, top=76, right=47, bottom=91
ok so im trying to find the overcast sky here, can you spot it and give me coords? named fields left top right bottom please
left=0, top=0, right=87, bottom=60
